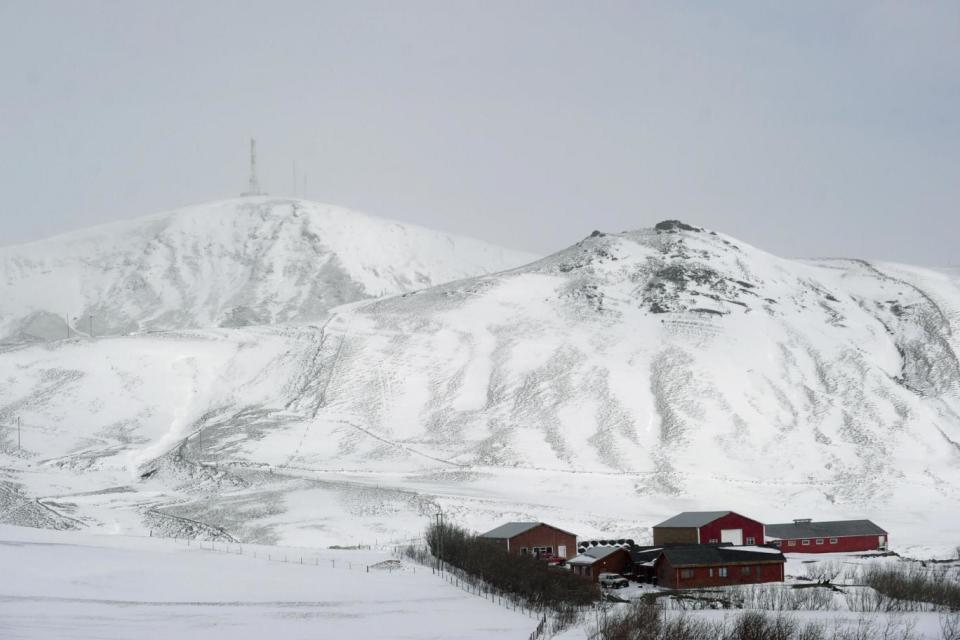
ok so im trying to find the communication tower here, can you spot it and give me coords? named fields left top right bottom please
left=242, top=138, right=262, bottom=196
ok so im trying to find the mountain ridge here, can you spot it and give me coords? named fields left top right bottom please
left=0, top=196, right=538, bottom=342
left=1, top=218, right=959, bottom=556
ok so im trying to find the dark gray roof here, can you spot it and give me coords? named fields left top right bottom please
left=653, top=511, right=732, bottom=528
left=479, top=522, right=540, bottom=539
left=659, top=545, right=785, bottom=567
left=479, top=521, right=577, bottom=540
left=765, top=520, right=886, bottom=540
left=629, top=547, right=664, bottom=563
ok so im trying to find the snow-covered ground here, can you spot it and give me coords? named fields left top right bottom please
left=0, top=197, right=537, bottom=342
left=0, top=524, right=534, bottom=640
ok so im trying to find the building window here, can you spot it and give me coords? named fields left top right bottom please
left=709, top=539, right=719, bottom=544
left=708, top=568, right=713, bottom=577
left=680, top=569, right=695, bottom=579
left=718, top=567, right=728, bottom=577
left=746, top=537, right=756, bottom=545
left=815, top=539, right=824, bottom=545
left=787, top=540, right=796, bottom=547
left=531, top=546, right=553, bottom=556
left=829, top=538, right=838, bottom=544
left=801, top=539, right=810, bottom=546
left=520, top=548, right=528, bottom=555
left=741, top=566, right=752, bottom=575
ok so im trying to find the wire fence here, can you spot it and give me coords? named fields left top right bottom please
left=399, top=544, right=585, bottom=639
left=150, top=534, right=555, bottom=638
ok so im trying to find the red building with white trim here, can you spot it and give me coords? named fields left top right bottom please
left=652, top=511, right=765, bottom=547
left=653, top=545, right=785, bottom=589
left=568, top=546, right=633, bottom=582
left=765, top=519, right=888, bottom=553
left=479, top=522, right=577, bottom=560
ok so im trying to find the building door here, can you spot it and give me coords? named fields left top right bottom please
left=720, top=529, right=743, bottom=545
left=558, top=545, right=567, bottom=558
left=878, top=536, right=886, bottom=550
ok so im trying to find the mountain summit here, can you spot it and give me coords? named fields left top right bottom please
left=0, top=197, right=537, bottom=342
left=273, top=220, right=960, bottom=504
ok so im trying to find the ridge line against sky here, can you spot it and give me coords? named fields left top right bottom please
left=0, top=1, right=958, bottom=266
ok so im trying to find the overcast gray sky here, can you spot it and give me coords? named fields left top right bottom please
left=1, top=1, right=958, bottom=265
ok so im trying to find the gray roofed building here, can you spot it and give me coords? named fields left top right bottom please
left=653, top=511, right=732, bottom=528
left=658, top=545, right=785, bottom=567
left=765, top=520, right=886, bottom=540
left=567, top=546, right=623, bottom=565
left=477, top=521, right=578, bottom=559
left=479, top=522, right=541, bottom=539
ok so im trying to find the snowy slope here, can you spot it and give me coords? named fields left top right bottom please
left=2, top=221, right=959, bottom=556
left=281, top=222, right=960, bottom=483
left=0, top=197, right=537, bottom=342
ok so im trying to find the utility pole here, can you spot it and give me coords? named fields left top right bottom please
left=435, top=506, right=445, bottom=575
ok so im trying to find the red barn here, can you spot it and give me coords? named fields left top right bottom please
left=653, top=545, right=785, bottom=589
left=479, top=522, right=577, bottom=560
left=652, top=511, right=764, bottom=547
left=765, top=519, right=888, bottom=553
left=568, top=546, right=633, bottom=582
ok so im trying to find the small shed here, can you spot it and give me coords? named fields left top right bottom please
left=654, top=545, right=785, bottom=589
left=765, top=519, right=888, bottom=553
left=568, top=545, right=633, bottom=582
left=479, top=522, right=577, bottom=560
left=652, top=511, right=764, bottom=547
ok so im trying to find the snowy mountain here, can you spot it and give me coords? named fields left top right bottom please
left=0, top=197, right=537, bottom=342
left=2, top=220, right=959, bottom=556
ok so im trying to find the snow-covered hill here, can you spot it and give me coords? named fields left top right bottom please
left=2, top=221, right=959, bottom=556
left=0, top=197, right=537, bottom=342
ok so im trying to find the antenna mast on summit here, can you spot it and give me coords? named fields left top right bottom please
left=244, top=138, right=261, bottom=196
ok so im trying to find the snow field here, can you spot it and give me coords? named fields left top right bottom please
left=0, top=524, right=534, bottom=640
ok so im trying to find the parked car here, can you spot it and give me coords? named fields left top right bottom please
left=535, top=553, right=565, bottom=565
left=598, top=573, right=629, bottom=588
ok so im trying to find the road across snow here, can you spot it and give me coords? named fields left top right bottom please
left=0, top=525, right=533, bottom=640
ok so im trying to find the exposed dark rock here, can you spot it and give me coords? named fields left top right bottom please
left=655, top=220, right=701, bottom=232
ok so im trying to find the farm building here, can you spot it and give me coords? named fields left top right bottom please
left=479, top=522, right=577, bottom=560
left=630, top=546, right=664, bottom=583
left=765, top=519, right=888, bottom=553
left=568, top=546, right=633, bottom=582
left=652, top=545, right=785, bottom=589
left=652, top=511, right=764, bottom=547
